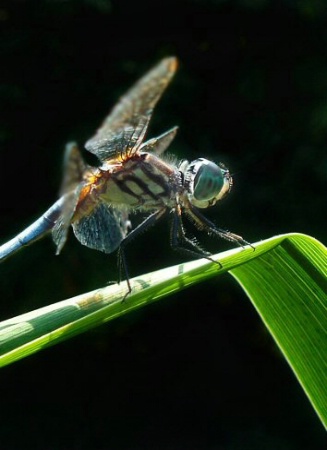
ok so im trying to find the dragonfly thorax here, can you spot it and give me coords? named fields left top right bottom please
left=92, top=151, right=179, bottom=211
left=181, top=158, right=232, bottom=209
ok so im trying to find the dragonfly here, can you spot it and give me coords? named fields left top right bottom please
left=0, top=57, right=249, bottom=293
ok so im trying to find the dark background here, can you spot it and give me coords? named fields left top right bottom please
left=0, top=1, right=326, bottom=448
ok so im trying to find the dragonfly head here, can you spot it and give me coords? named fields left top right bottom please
left=181, top=158, right=232, bottom=208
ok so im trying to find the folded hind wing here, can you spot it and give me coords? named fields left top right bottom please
left=59, top=142, right=86, bottom=196
left=52, top=142, right=86, bottom=254
left=52, top=188, right=82, bottom=255
left=72, top=202, right=131, bottom=254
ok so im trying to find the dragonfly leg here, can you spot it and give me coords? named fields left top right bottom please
left=184, top=201, right=253, bottom=249
left=170, top=205, right=222, bottom=267
left=117, top=208, right=168, bottom=297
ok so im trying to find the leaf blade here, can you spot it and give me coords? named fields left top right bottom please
left=0, top=233, right=326, bottom=427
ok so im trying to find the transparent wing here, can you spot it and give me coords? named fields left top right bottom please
left=72, top=202, right=131, bottom=254
left=139, top=126, right=178, bottom=156
left=52, top=143, right=86, bottom=254
left=60, top=142, right=86, bottom=195
left=52, top=188, right=82, bottom=254
left=85, top=57, right=178, bottom=162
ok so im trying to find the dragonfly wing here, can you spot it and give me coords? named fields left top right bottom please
left=52, top=143, right=86, bottom=254
left=52, top=188, right=81, bottom=254
left=85, top=57, right=178, bottom=161
left=60, top=142, right=86, bottom=196
left=72, top=202, right=131, bottom=254
left=139, top=126, right=178, bottom=156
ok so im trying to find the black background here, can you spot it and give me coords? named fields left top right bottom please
left=0, top=1, right=326, bottom=448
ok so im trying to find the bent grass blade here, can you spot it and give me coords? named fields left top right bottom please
left=0, top=233, right=326, bottom=427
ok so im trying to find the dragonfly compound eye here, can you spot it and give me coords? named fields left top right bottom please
left=184, top=158, right=232, bottom=208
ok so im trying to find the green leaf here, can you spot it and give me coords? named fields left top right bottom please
left=0, top=233, right=326, bottom=427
